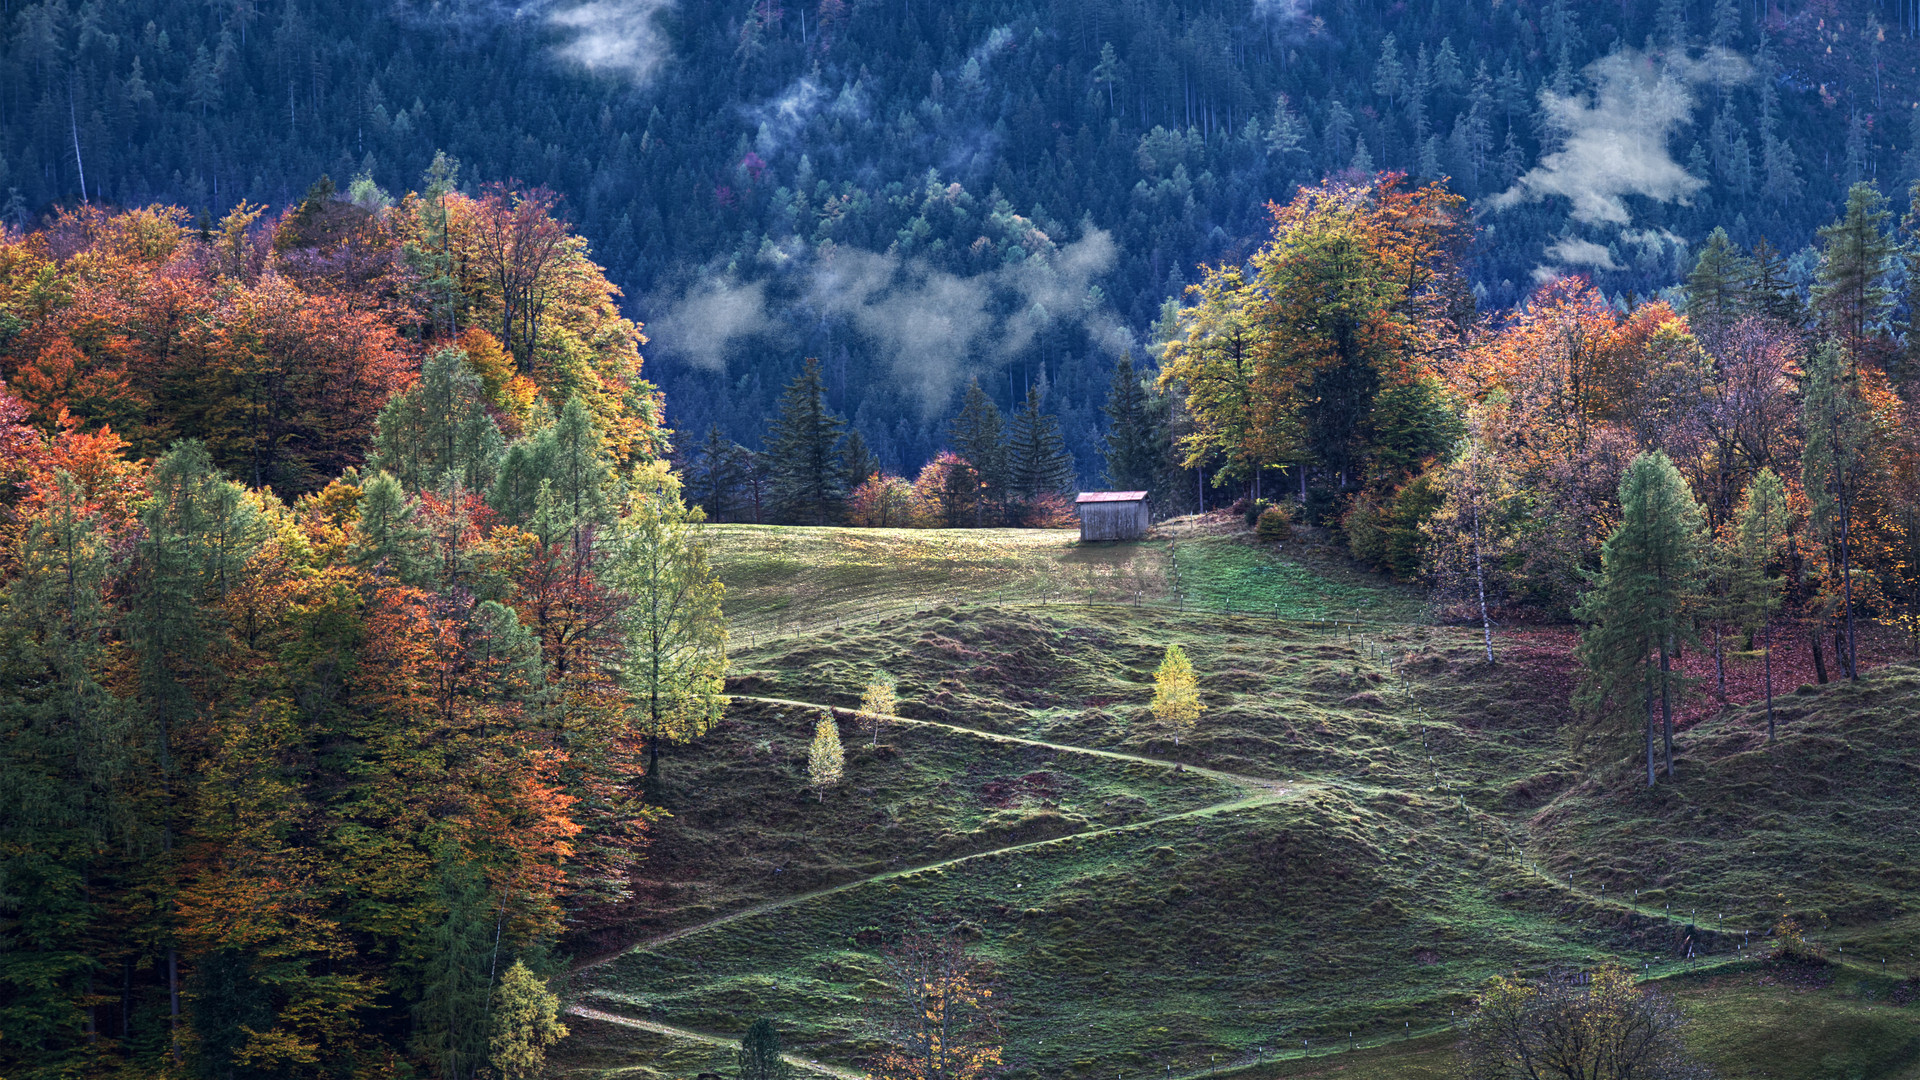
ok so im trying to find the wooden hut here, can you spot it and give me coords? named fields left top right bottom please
left=1074, top=491, right=1150, bottom=541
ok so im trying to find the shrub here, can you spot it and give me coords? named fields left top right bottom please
left=1256, top=505, right=1292, bottom=541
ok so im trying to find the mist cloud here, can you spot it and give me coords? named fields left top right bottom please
left=549, top=0, right=674, bottom=82
left=1489, top=48, right=1747, bottom=226
left=1546, top=238, right=1620, bottom=271
left=647, top=230, right=1128, bottom=413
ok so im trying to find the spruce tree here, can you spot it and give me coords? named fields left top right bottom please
left=688, top=424, right=745, bottom=523
left=949, top=377, right=1009, bottom=502
left=738, top=1018, right=791, bottom=1080
left=1683, top=227, right=1752, bottom=347
left=1007, top=384, right=1076, bottom=499
left=1573, top=451, right=1705, bottom=786
left=1812, top=181, right=1898, bottom=354
left=1101, top=354, right=1165, bottom=493
left=1747, top=237, right=1803, bottom=326
left=839, top=429, right=881, bottom=493
left=766, top=358, right=848, bottom=525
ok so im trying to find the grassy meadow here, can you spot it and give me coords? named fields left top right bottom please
left=559, top=521, right=1920, bottom=1080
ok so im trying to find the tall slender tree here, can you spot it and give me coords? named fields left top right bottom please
left=1801, top=340, right=1874, bottom=681
left=1574, top=451, right=1706, bottom=785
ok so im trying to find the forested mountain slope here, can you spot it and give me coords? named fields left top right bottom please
left=6, top=0, right=1918, bottom=477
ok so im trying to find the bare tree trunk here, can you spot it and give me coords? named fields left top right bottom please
left=1811, top=626, right=1828, bottom=684
left=1659, top=638, right=1675, bottom=779
left=1712, top=621, right=1725, bottom=698
left=1472, top=493, right=1493, bottom=665
left=1763, top=614, right=1776, bottom=742
left=1645, top=665, right=1657, bottom=788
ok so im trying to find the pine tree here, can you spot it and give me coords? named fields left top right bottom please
left=1801, top=339, right=1873, bottom=682
left=766, top=358, right=848, bottom=525
left=1373, top=35, right=1404, bottom=108
left=859, top=674, right=898, bottom=748
left=1007, top=384, right=1076, bottom=499
left=1683, top=227, right=1753, bottom=347
left=1813, top=182, right=1898, bottom=355
left=1573, top=451, right=1706, bottom=785
left=738, top=1018, right=792, bottom=1080
left=371, top=347, right=506, bottom=495
left=1151, top=644, right=1204, bottom=745
left=1725, top=469, right=1790, bottom=740
left=807, top=713, right=844, bottom=801
left=1102, top=354, right=1166, bottom=494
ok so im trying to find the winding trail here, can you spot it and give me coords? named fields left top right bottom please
left=566, top=680, right=1749, bottom=1075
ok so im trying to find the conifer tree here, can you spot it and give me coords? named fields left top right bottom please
left=950, top=377, right=1009, bottom=505
left=1684, top=227, right=1752, bottom=347
left=351, top=470, right=431, bottom=582
left=840, top=429, right=881, bottom=493
left=1573, top=451, right=1706, bottom=785
left=738, top=1018, right=792, bottom=1080
left=1747, top=238, right=1804, bottom=326
left=859, top=674, right=898, bottom=748
left=1006, top=384, right=1076, bottom=499
left=371, top=347, right=506, bottom=496
left=1725, top=469, right=1790, bottom=740
left=1801, top=339, right=1873, bottom=682
left=1101, top=354, right=1166, bottom=494
left=1151, top=644, right=1204, bottom=745
left=1813, top=182, right=1898, bottom=355
left=689, top=424, right=745, bottom=523
left=807, top=713, right=844, bottom=801
left=766, top=358, right=848, bottom=525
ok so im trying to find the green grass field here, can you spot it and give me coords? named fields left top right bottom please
left=556, top=522, right=1920, bottom=1080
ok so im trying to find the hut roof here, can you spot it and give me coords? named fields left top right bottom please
left=1074, top=491, right=1149, bottom=504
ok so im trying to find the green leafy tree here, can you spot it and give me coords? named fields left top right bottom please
left=618, top=466, right=729, bottom=782
left=1574, top=451, right=1706, bottom=785
left=350, top=470, right=431, bottom=583
left=766, top=358, right=848, bottom=525
left=1724, top=469, right=1791, bottom=739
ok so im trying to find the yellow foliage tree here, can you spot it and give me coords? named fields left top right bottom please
left=868, top=929, right=1002, bottom=1080
left=489, top=961, right=569, bottom=1080
left=1151, top=643, right=1204, bottom=744
left=808, top=713, right=844, bottom=801
left=859, top=675, right=898, bottom=747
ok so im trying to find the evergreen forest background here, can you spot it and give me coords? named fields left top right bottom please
left=8, top=0, right=1920, bottom=486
